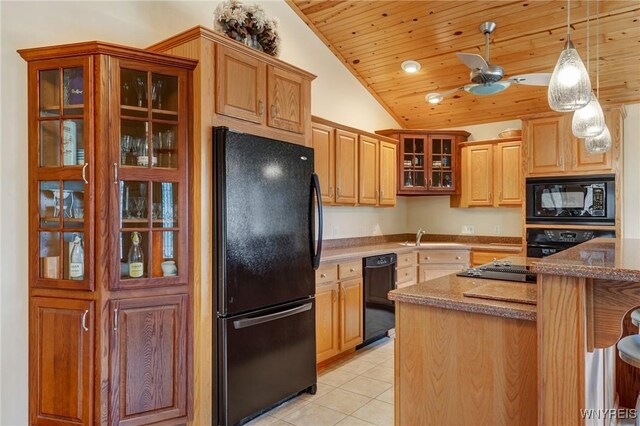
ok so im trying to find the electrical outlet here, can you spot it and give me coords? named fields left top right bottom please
left=332, top=226, right=339, bottom=238
left=493, top=225, right=501, bottom=235
left=461, top=225, right=475, bottom=235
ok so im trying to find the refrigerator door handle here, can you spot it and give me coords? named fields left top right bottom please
left=311, top=173, right=323, bottom=270
left=233, top=302, right=313, bottom=329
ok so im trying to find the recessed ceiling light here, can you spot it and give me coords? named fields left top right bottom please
left=425, top=93, right=443, bottom=104
left=401, top=60, right=421, bottom=73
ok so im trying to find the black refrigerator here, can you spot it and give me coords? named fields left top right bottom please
left=213, top=127, right=322, bottom=426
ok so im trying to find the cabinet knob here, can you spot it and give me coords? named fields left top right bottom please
left=337, top=187, right=341, bottom=197
left=426, top=256, right=431, bottom=260
left=259, top=100, right=265, bottom=116
left=329, top=187, right=334, bottom=198
left=405, top=271, right=409, bottom=276
left=493, top=257, right=497, bottom=261
left=271, top=104, right=277, bottom=117
left=350, top=268, right=355, bottom=272
left=456, top=256, right=461, bottom=260
left=320, top=273, right=326, bottom=278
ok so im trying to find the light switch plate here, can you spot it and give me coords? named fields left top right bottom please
left=493, top=225, right=501, bottom=235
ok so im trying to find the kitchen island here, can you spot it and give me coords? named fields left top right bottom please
left=533, top=238, right=640, bottom=425
left=388, top=257, right=538, bottom=425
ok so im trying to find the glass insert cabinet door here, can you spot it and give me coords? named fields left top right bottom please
left=402, top=136, right=427, bottom=189
left=33, top=58, right=93, bottom=290
left=112, top=61, right=187, bottom=289
left=428, top=136, right=455, bottom=190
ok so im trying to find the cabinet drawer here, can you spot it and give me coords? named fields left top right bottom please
left=316, top=264, right=338, bottom=285
left=471, top=250, right=519, bottom=267
left=338, top=260, right=362, bottom=280
left=396, top=265, right=416, bottom=285
left=419, top=250, right=469, bottom=265
left=397, top=279, right=416, bottom=289
left=397, top=252, right=417, bottom=268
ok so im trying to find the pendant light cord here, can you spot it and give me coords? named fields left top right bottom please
left=586, top=0, right=590, bottom=75
left=567, top=0, right=571, bottom=38
left=596, top=0, right=600, bottom=98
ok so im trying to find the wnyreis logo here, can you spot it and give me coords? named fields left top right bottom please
left=580, top=409, right=637, bottom=420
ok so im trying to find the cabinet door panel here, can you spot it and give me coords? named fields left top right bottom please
left=466, top=144, right=493, bottom=206
left=216, top=45, right=266, bottom=124
left=418, top=265, right=466, bottom=283
left=335, top=129, right=358, bottom=204
left=268, top=66, right=305, bottom=134
left=340, top=278, right=363, bottom=350
left=316, top=283, right=340, bottom=363
left=379, top=141, right=397, bottom=206
left=358, top=136, right=379, bottom=205
left=312, top=123, right=335, bottom=204
left=495, top=141, right=523, bottom=206
left=111, top=295, right=187, bottom=425
left=30, top=298, right=93, bottom=426
left=526, top=116, right=566, bottom=175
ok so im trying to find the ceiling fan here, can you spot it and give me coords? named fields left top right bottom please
left=426, top=21, right=551, bottom=104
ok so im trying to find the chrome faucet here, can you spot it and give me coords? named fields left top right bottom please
left=416, top=228, right=426, bottom=246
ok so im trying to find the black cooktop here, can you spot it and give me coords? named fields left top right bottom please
left=456, top=261, right=537, bottom=283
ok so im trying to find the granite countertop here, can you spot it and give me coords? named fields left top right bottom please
left=321, top=241, right=521, bottom=263
left=388, top=259, right=536, bottom=321
left=532, top=237, right=640, bottom=282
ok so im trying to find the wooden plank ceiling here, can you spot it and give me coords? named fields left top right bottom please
left=287, top=0, right=640, bottom=128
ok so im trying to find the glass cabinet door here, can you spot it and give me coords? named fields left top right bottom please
left=113, top=62, right=187, bottom=289
left=428, top=136, right=455, bottom=190
left=33, top=58, right=92, bottom=290
left=401, top=136, right=427, bottom=189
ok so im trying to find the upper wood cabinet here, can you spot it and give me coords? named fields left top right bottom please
left=523, top=109, right=622, bottom=177
left=494, top=141, right=523, bottom=206
left=216, top=45, right=266, bottom=124
left=214, top=43, right=313, bottom=144
left=312, top=117, right=398, bottom=207
left=20, top=42, right=196, bottom=426
left=359, top=135, right=379, bottom=205
left=312, top=123, right=335, bottom=204
left=268, top=66, right=306, bottom=134
left=452, top=138, right=523, bottom=208
left=335, top=129, right=359, bottom=204
left=375, top=129, right=470, bottom=195
left=379, top=141, right=397, bottom=206
left=466, top=144, right=494, bottom=206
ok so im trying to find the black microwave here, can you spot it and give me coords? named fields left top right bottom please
left=526, top=175, right=615, bottom=225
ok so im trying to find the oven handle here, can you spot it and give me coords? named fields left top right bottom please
left=233, top=302, right=312, bottom=329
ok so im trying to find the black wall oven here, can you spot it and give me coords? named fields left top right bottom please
left=526, top=174, right=615, bottom=225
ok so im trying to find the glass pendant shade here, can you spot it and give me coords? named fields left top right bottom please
left=548, top=40, right=592, bottom=112
left=585, top=125, right=611, bottom=153
left=572, top=92, right=605, bottom=137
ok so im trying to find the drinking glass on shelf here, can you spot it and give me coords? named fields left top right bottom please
left=122, top=82, right=130, bottom=105
left=152, top=80, right=164, bottom=110
left=152, top=203, right=162, bottom=220
left=134, top=77, right=145, bottom=107
left=129, top=196, right=146, bottom=219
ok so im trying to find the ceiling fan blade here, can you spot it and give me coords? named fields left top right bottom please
left=509, top=73, right=552, bottom=86
left=456, top=53, right=488, bottom=71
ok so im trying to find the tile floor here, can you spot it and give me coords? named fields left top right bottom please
left=246, top=337, right=395, bottom=426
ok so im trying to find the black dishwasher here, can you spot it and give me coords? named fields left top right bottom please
left=361, top=253, right=397, bottom=346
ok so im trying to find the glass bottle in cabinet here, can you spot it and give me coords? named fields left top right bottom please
left=69, top=233, right=84, bottom=280
left=128, top=232, right=144, bottom=278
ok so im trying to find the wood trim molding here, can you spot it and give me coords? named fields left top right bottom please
left=148, top=25, right=317, bottom=81
left=284, top=0, right=404, bottom=127
left=312, top=115, right=398, bottom=144
left=18, top=41, right=198, bottom=69
left=376, top=128, right=471, bottom=138
left=460, top=136, right=521, bottom=146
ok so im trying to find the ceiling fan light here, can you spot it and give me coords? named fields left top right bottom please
left=426, top=93, right=443, bottom=104
left=548, top=40, right=592, bottom=111
left=401, top=60, right=421, bottom=73
left=572, top=92, right=605, bottom=137
left=585, top=125, right=611, bottom=153
left=464, top=81, right=510, bottom=95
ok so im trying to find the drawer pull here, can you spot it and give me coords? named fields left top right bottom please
left=426, top=256, right=431, bottom=260
left=404, top=272, right=409, bottom=276
left=320, top=273, right=327, bottom=278
left=350, top=268, right=355, bottom=272
left=81, top=310, right=89, bottom=332
left=456, top=256, right=461, bottom=260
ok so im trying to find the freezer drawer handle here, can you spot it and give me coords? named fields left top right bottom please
left=233, top=302, right=313, bottom=330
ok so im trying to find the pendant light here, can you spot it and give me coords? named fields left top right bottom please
left=572, top=0, right=605, bottom=137
left=548, top=0, right=592, bottom=112
left=585, top=0, right=611, bottom=153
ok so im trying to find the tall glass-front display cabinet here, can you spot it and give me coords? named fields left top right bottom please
left=20, top=42, right=196, bottom=426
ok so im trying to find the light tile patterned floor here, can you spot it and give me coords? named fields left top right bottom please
left=246, top=337, right=395, bottom=426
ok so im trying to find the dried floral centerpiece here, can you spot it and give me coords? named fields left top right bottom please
left=214, top=0, right=281, bottom=56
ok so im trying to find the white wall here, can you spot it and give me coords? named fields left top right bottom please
left=623, top=104, right=640, bottom=238
left=0, top=2, right=398, bottom=424
left=323, top=199, right=408, bottom=239
left=407, top=118, right=524, bottom=236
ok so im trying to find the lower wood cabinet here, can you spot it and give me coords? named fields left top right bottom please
left=315, top=263, right=364, bottom=364
left=471, top=249, right=521, bottom=267
left=30, top=298, right=94, bottom=426
left=417, top=249, right=470, bottom=282
left=110, top=295, right=188, bottom=426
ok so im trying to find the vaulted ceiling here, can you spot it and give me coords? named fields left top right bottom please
left=287, top=1, right=640, bottom=128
